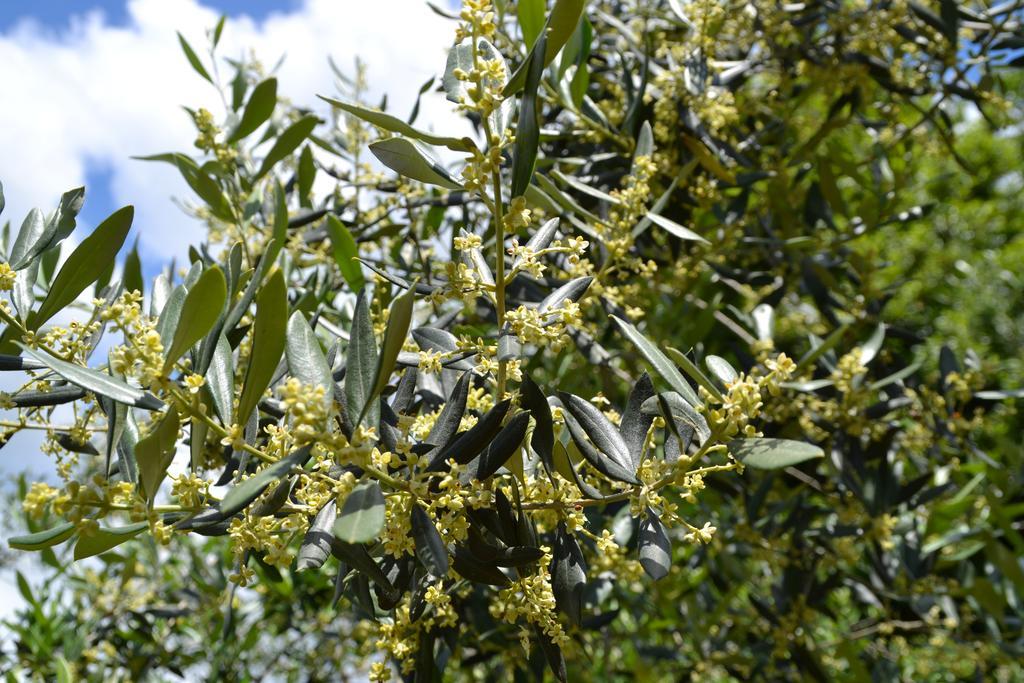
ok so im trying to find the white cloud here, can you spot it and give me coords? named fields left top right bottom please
left=0, top=0, right=461, bottom=263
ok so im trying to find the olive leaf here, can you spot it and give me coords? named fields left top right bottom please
left=163, top=265, right=226, bottom=373
left=325, top=214, right=365, bottom=292
left=731, top=438, right=824, bottom=470
left=411, top=505, right=449, bottom=577
left=346, top=290, right=378, bottom=430
left=207, top=332, right=235, bottom=426
left=8, top=522, right=76, bottom=551
left=297, top=500, right=337, bottom=571
left=135, top=407, right=181, bottom=506
left=552, top=523, right=587, bottom=625
left=360, top=284, right=416, bottom=426
left=17, top=345, right=162, bottom=410
left=237, top=268, right=287, bottom=425
left=638, top=507, right=671, bottom=580
left=73, top=522, right=148, bottom=561
left=286, top=311, right=334, bottom=416
left=369, top=137, right=463, bottom=190
left=510, top=32, right=547, bottom=198
left=611, top=315, right=700, bottom=407
left=504, top=0, right=587, bottom=96
left=558, top=391, right=638, bottom=484
left=255, top=115, right=319, bottom=179
left=219, top=446, right=312, bottom=517
left=334, top=481, right=386, bottom=544
left=319, top=96, right=472, bottom=152
left=227, top=77, right=277, bottom=142
left=29, top=205, right=134, bottom=332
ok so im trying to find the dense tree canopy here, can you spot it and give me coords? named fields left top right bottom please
left=2, top=0, right=1023, bottom=680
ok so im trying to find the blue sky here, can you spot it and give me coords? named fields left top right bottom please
left=0, top=0, right=297, bottom=31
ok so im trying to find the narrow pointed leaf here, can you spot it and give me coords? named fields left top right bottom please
left=164, top=265, right=226, bottom=373
left=227, top=77, right=277, bottom=142
left=255, top=115, right=319, bottom=179
left=619, top=373, right=654, bottom=469
left=219, top=446, right=312, bottom=517
left=8, top=522, right=76, bottom=551
left=411, top=505, right=449, bottom=576
left=319, top=96, right=472, bottom=152
left=18, top=345, right=162, bottom=410
left=510, top=32, right=547, bottom=198
left=552, top=523, right=587, bottom=624
left=611, top=315, right=700, bottom=406
left=73, top=522, right=148, bottom=560
left=346, top=290, right=378, bottom=430
left=30, top=205, right=134, bottom=331
left=326, top=214, right=365, bottom=292
left=474, top=411, right=530, bottom=480
left=362, top=284, right=416, bottom=425
left=135, top=407, right=180, bottom=505
left=207, top=332, right=234, bottom=425
left=297, top=500, right=337, bottom=571
left=237, top=268, right=287, bottom=425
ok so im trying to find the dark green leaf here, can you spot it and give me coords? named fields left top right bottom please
left=552, top=523, right=587, bottom=624
left=619, top=373, right=654, bottom=469
left=475, top=412, right=530, bottom=480
left=411, top=505, right=449, bottom=576
left=255, top=115, right=319, bottom=179
left=73, top=522, right=148, bottom=560
left=429, top=399, right=511, bottom=470
left=297, top=500, right=337, bottom=571
left=558, top=391, right=638, bottom=484
left=176, top=159, right=234, bottom=222
left=334, top=481, right=386, bottom=544
left=360, top=284, right=415, bottom=425
left=228, top=77, right=277, bottom=142
left=664, top=347, right=722, bottom=401
left=30, top=205, right=133, bottom=331
left=177, top=31, right=214, bottom=84
left=8, top=521, right=76, bottom=551
left=310, top=190, right=342, bottom=262
left=237, top=268, right=287, bottom=424
left=424, top=372, right=472, bottom=454
left=135, top=407, right=181, bottom=505
left=731, top=438, right=824, bottom=470
left=164, top=265, right=227, bottom=373
left=521, top=376, right=555, bottom=474
left=505, top=0, right=586, bottom=96
left=319, top=96, right=472, bottom=152
left=220, top=446, right=312, bottom=517
left=510, top=32, right=547, bottom=198
left=642, top=392, right=710, bottom=445
left=346, top=290, right=378, bottom=430
left=123, top=240, right=143, bottom=296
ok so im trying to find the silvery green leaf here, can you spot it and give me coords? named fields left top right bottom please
left=638, top=508, right=671, bottom=580
left=731, top=438, right=824, bottom=470
left=333, top=481, right=386, bottom=544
